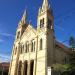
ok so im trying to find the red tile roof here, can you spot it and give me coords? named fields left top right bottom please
left=55, top=40, right=72, bottom=54
left=0, top=62, right=9, bottom=70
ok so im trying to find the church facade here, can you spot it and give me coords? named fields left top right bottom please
left=9, top=0, right=71, bottom=75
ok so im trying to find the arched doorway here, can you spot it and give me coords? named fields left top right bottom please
left=30, top=60, right=34, bottom=75
left=18, top=61, right=22, bottom=75
left=23, top=60, right=28, bottom=75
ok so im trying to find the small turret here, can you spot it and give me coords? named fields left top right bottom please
left=42, top=0, right=49, bottom=10
left=16, top=10, right=28, bottom=40
left=19, top=10, right=27, bottom=26
left=21, top=10, right=27, bottom=24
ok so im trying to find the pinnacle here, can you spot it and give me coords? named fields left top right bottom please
left=21, top=10, right=27, bottom=24
left=42, top=0, right=49, bottom=9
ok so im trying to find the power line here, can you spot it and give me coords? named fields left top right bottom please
left=55, top=8, right=75, bottom=25
left=55, top=7, right=75, bottom=19
left=0, top=56, right=10, bottom=59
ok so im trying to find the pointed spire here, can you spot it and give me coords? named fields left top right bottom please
left=42, top=0, right=49, bottom=10
left=21, top=9, right=27, bottom=24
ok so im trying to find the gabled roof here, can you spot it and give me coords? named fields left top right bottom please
left=55, top=40, right=72, bottom=54
left=0, top=62, right=9, bottom=70
left=21, top=24, right=37, bottom=39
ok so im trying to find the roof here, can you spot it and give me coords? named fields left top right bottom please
left=0, top=62, right=9, bottom=70
left=55, top=40, right=72, bottom=54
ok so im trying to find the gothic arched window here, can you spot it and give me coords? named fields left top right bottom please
left=25, top=43, right=27, bottom=53
left=34, top=42, right=35, bottom=51
left=31, top=40, right=35, bottom=52
left=31, top=42, right=34, bottom=52
left=23, top=45, right=24, bottom=52
left=40, top=18, right=44, bottom=28
left=42, top=18, right=44, bottom=25
left=27, top=43, right=29, bottom=52
left=20, top=45, right=22, bottom=54
left=40, top=39, right=43, bottom=50
left=25, top=42, right=29, bottom=53
left=17, top=31, right=20, bottom=39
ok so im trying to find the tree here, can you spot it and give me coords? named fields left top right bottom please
left=69, top=36, right=75, bottom=65
left=68, top=36, right=75, bottom=74
left=60, top=36, right=75, bottom=75
left=52, top=37, right=75, bottom=75
left=69, top=36, right=75, bottom=51
left=52, top=63, right=70, bottom=75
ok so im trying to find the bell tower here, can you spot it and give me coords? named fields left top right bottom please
left=37, top=0, right=55, bottom=69
left=37, top=0, right=54, bottom=31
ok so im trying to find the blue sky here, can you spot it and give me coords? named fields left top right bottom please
left=0, top=0, right=75, bottom=62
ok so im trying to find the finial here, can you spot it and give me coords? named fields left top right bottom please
left=42, top=0, right=49, bottom=9
left=21, top=9, right=27, bottom=24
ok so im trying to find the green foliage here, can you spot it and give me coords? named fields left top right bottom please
left=52, top=36, right=75, bottom=75
left=52, top=63, right=75, bottom=75
left=52, top=64, right=69, bottom=73
left=69, top=36, right=75, bottom=48
left=69, top=36, right=75, bottom=69
left=59, top=36, right=75, bottom=75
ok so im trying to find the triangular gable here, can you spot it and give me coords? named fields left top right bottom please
left=21, top=24, right=37, bottom=39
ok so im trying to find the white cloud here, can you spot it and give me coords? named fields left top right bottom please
left=0, top=39, right=4, bottom=43
left=0, top=32, right=15, bottom=43
left=0, top=33, right=15, bottom=38
left=0, top=53, right=11, bottom=62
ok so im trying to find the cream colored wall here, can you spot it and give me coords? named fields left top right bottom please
left=9, top=36, right=21, bottom=75
left=18, top=29, right=46, bottom=75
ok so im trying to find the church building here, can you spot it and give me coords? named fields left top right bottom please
left=9, top=0, right=71, bottom=75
